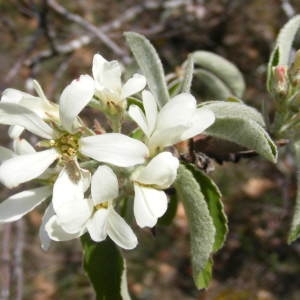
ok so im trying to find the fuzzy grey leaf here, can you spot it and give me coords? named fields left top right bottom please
left=124, top=32, right=169, bottom=108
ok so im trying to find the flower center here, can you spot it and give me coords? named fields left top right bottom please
left=51, top=133, right=80, bottom=160
left=95, top=202, right=108, bottom=210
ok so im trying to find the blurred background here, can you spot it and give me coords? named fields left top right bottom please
left=1, top=0, right=300, bottom=299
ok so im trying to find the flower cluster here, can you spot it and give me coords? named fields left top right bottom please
left=0, top=54, right=215, bottom=250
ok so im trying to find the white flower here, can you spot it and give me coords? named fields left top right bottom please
left=128, top=90, right=215, bottom=152
left=0, top=186, right=52, bottom=223
left=0, top=138, right=60, bottom=250
left=92, top=54, right=146, bottom=108
left=0, top=75, right=149, bottom=188
left=1, top=80, right=59, bottom=139
left=46, top=165, right=138, bottom=250
left=131, top=152, right=179, bottom=228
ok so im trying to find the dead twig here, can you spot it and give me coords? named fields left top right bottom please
left=13, top=219, right=25, bottom=300
left=47, top=0, right=129, bottom=62
left=0, top=224, right=12, bottom=300
left=26, top=1, right=163, bottom=67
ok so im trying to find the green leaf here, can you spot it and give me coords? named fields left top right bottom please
left=288, top=141, right=300, bottom=243
left=168, top=79, right=181, bottom=97
left=201, top=101, right=265, bottom=127
left=194, top=69, right=232, bottom=100
left=180, top=55, right=194, bottom=93
left=186, top=164, right=228, bottom=252
left=267, top=15, right=300, bottom=92
left=205, top=117, right=277, bottom=163
left=267, top=47, right=280, bottom=92
left=196, top=258, right=213, bottom=289
left=124, top=32, right=169, bottom=108
left=127, top=96, right=144, bottom=111
left=81, top=235, right=131, bottom=300
left=174, top=165, right=215, bottom=289
left=192, top=51, right=245, bottom=98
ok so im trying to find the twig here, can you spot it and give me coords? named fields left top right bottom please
left=0, top=224, right=12, bottom=300
left=47, top=54, right=73, bottom=98
left=47, top=0, right=129, bottom=61
left=26, top=1, right=163, bottom=66
left=281, top=0, right=296, bottom=18
left=13, top=219, right=25, bottom=300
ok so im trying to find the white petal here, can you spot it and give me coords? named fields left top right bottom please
left=102, top=60, right=122, bottom=92
left=143, top=90, right=158, bottom=136
left=148, top=124, right=187, bottom=149
left=180, top=108, right=215, bottom=140
left=52, top=167, right=92, bottom=233
left=133, top=152, right=179, bottom=189
left=13, top=138, right=35, bottom=155
left=39, top=203, right=55, bottom=251
left=121, top=74, right=146, bottom=99
left=45, top=215, right=84, bottom=241
left=2, top=87, right=59, bottom=121
left=1, top=88, right=23, bottom=103
left=107, top=208, right=137, bottom=249
left=32, top=80, right=48, bottom=102
left=91, top=165, right=118, bottom=205
left=133, top=184, right=168, bottom=228
left=79, top=133, right=149, bottom=167
left=156, top=93, right=196, bottom=130
left=8, top=125, right=24, bottom=139
left=0, top=149, right=59, bottom=188
left=0, top=146, right=15, bottom=162
left=128, top=105, right=149, bottom=136
left=86, top=209, right=109, bottom=242
left=0, top=102, right=54, bottom=139
left=92, top=53, right=108, bottom=89
left=0, top=186, right=51, bottom=222
left=59, top=75, right=95, bottom=132
left=81, top=167, right=91, bottom=192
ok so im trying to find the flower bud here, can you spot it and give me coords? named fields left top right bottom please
left=289, top=49, right=300, bottom=88
left=272, top=65, right=289, bottom=98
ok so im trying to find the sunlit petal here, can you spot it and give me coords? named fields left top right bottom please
left=46, top=215, right=85, bottom=241
left=133, top=152, right=179, bottom=189
left=156, top=93, right=196, bottom=130
left=121, top=74, right=146, bottom=99
left=142, top=90, right=158, bottom=136
left=0, top=149, right=59, bottom=188
left=13, top=138, right=35, bottom=155
left=180, top=108, right=215, bottom=140
left=0, top=102, right=54, bottom=139
left=107, top=208, right=138, bottom=249
left=52, top=167, right=92, bottom=234
left=0, top=186, right=51, bottom=223
left=128, top=105, right=149, bottom=136
left=59, top=75, right=95, bottom=132
left=86, top=209, right=109, bottom=242
left=91, top=165, right=118, bottom=205
left=39, top=203, right=55, bottom=251
left=80, top=133, right=148, bottom=167
left=133, top=184, right=168, bottom=228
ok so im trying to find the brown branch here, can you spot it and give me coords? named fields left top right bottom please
left=47, top=0, right=129, bottom=61
left=0, top=224, right=12, bottom=300
left=13, top=219, right=25, bottom=300
left=26, top=1, right=163, bottom=67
